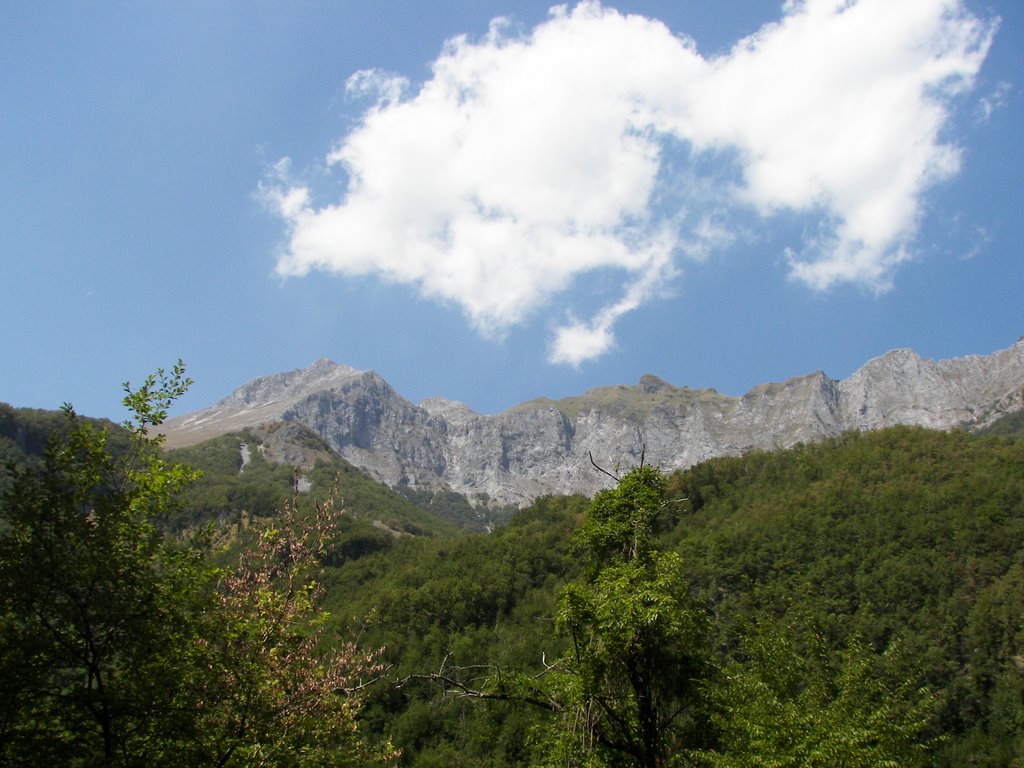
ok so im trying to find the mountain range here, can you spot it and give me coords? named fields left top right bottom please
left=162, top=338, right=1024, bottom=506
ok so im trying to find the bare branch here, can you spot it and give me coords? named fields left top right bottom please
left=396, top=656, right=565, bottom=714
left=336, top=663, right=393, bottom=695
left=589, top=452, right=620, bottom=483
left=400, top=670, right=564, bottom=713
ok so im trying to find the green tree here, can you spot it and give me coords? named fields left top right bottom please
left=0, top=363, right=393, bottom=767
left=699, top=621, right=938, bottom=768
left=538, top=466, right=711, bottom=768
left=0, top=362, right=206, bottom=765
left=400, top=467, right=710, bottom=767
left=186, top=492, right=396, bottom=767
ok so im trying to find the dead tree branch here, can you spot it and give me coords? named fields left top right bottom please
left=589, top=452, right=621, bottom=483
left=395, top=655, right=564, bottom=714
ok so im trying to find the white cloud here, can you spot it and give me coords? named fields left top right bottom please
left=976, top=80, right=1011, bottom=123
left=550, top=228, right=677, bottom=365
left=345, top=68, right=409, bottom=107
left=691, top=0, right=996, bottom=291
left=549, top=320, right=616, bottom=367
left=267, top=0, right=995, bottom=364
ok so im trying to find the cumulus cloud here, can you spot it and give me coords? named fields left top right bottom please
left=266, top=0, right=995, bottom=364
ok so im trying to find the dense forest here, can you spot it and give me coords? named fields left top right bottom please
left=314, top=424, right=1024, bottom=767
left=1, top=366, right=1022, bottom=766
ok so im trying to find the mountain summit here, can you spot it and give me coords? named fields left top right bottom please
left=162, top=339, right=1024, bottom=506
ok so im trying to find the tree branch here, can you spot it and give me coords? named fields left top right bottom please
left=589, top=452, right=620, bottom=483
left=396, top=655, right=565, bottom=714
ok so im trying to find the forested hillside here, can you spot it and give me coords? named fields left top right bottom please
left=0, top=403, right=129, bottom=491
left=2, top=383, right=1022, bottom=766
left=316, top=426, right=1024, bottom=766
left=669, top=427, right=1024, bottom=765
left=165, top=428, right=465, bottom=539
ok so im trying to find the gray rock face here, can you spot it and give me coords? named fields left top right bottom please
left=162, top=339, right=1024, bottom=506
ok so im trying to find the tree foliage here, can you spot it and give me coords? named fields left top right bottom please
left=184, top=492, right=395, bottom=767
left=669, top=427, right=1024, bottom=767
left=0, top=363, right=204, bottom=764
left=0, top=362, right=391, bottom=767
left=540, top=466, right=711, bottom=768
left=334, top=430, right=1022, bottom=766
left=699, top=622, right=939, bottom=768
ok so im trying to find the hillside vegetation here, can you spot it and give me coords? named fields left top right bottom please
left=0, top=368, right=396, bottom=765
left=166, top=428, right=464, bottom=540
left=2, top=382, right=1023, bottom=766
left=317, top=425, right=1024, bottom=766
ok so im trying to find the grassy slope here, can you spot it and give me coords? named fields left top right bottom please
left=519, top=378, right=733, bottom=423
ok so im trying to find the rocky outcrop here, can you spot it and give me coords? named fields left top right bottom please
left=162, top=338, right=1024, bottom=506
left=247, top=421, right=338, bottom=470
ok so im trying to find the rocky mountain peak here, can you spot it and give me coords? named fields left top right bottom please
left=638, top=373, right=672, bottom=394
left=218, top=359, right=362, bottom=408
left=420, top=397, right=478, bottom=422
left=163, top=338, right=1024, bottom=505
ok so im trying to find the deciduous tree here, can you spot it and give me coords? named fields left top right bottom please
left=0, top=362, right=392, bottom=767
left=539, top=465, right=712, bottom=767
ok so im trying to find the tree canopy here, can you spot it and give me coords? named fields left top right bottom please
left=0, top=363, right=393, bottom=767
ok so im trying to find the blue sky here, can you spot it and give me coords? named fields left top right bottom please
left=1, top=0, right=1021, bottom=421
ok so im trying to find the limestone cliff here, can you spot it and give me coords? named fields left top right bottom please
left=162, top=339, right=1024, bottom=506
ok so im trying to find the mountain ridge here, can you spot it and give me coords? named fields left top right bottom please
left=162, top=338, right=1024, bottom=505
